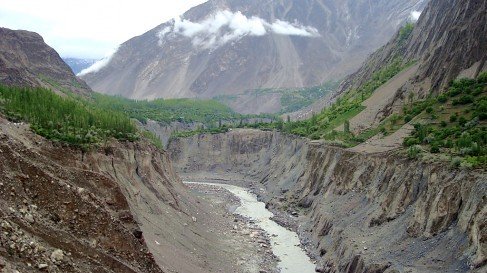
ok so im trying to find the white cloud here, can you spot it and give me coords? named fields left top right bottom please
left=0, top=0, right=208, bottom=58
left=158, top=10, right=320, bottom=49
left=410, top=11, right=422, bottom=22
left=270, top=20, right=319, bottom=37
left=77, top=47, right=119, bottom=76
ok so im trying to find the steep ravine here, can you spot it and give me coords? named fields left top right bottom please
left=168, top=129, right=486, bottom=273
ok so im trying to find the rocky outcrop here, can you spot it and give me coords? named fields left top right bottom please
left=0, top=27, right=91, bottom=95
left=168, top=129, right=486, bottom=273
left=82, top=0, right=426, bottom=113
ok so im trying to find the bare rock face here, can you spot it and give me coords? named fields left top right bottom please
left=0, top=27, right=91, bottom=95
left=81, top=0, right=427, bottom=106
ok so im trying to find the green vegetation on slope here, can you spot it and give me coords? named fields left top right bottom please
left=215, top=81, right=339, bottom=114
left=403, top=73, right=487, bottom=167
left=91, top=93, right=248, bottom=125
left=398, top=23, right=414, bottom=44
left=280, top=58, right=410, bottom=142
left=170, top=59, right=411, bottom=145
left=0, top=85, right=139, bottom=147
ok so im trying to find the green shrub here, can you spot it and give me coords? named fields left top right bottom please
left=450, top=114, right=458, bottom=122
left=449, top=87, right=462, bottom=97
left=398, top=23, right=414, bottom=43
left=452, top=94, right=474, bottom=105
left=451, top=157, right=462, bottom=167
left=407, top=145, right=422, bottom=159
left=437, top=94, right=448, bottom=103
left=404, top=114, right=413, bottom=123
left=458, top=116, right=468, bottom=126
left=430, top=144, right=440, bottom=153
left=475, top=100, right=487, bottom=120
left=404, top=137, right=420, bottom=147
left=477, top=72, right=487, bottom=83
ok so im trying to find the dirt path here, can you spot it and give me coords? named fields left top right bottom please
left=348, top=123, right=414, bottom=153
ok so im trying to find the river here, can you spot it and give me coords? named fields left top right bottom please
left=184, top=182, right=316, bottom=273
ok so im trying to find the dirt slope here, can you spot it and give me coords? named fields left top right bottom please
left=0, top=117, right=271, bottom=273
left=168, top=129, right=486, bottom=273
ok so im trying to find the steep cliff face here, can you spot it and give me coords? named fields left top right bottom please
left=0, top=116, right=255, bottom=273
left=82, top=0, right=426, bottom=108
left=0, top=28, right=91, bottom=95
left=168, top=129, right=486, bottom=273
left=338, top=0, right=487, bottom=98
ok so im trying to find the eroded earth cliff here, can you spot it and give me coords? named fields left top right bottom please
left=0, top=116, right=275, bottom=273
left=168, top=129, right=486, bottom=273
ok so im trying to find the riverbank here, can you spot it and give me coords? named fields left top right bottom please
left=186, top=182, right=280, bottom=273
left=186, top=181, right=317, bottom=273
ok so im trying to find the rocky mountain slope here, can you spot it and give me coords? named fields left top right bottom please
left=81, top=0, right=427, bottom=109
left=291, top=0, right=487, bottom=121
left=0, top=28, right=91, bottom=95
left=168, top=129, right=486, bottom=273
left=335, top=0, right=486, bottom=120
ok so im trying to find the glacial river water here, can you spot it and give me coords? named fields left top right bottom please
left=184, top=182, right=316, bottom=273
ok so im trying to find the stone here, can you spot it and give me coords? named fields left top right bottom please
left=38, top=263, right=48, bottom=270
left=133, top=229, right=143, bottom=239
left=51, top=249, right=64, bottom=263
left=24, top=214, right=34, bottom=224
left=315, top=266, right=325, bottom=272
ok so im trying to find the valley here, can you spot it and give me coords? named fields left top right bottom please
left=0, top=0, right=486, bottom=272
left=168, top=129, right=486, bottom=273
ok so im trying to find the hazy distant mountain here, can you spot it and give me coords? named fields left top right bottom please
left=63, top=57, right=97, bottom=75
left=81, top=0, right=428, bottom=113
left=0, top=27, right=91, bottom=95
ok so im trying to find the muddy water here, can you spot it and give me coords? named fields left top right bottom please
left=185, top=182, right=316, bottom=273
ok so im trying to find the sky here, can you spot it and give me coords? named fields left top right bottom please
left=0, top=0, right=208, bottom=59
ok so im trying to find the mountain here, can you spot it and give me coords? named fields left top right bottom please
left=81, top=0, right=427, bottom=112
left=63, top=57, right=97, bottom=75
left=331, top=0, right=487, bottom=134
left=0, top=27, right=91, bottom=95
left=291, top=0, right=487, bottom=121
left=339, top=0, right=487, bottom=98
